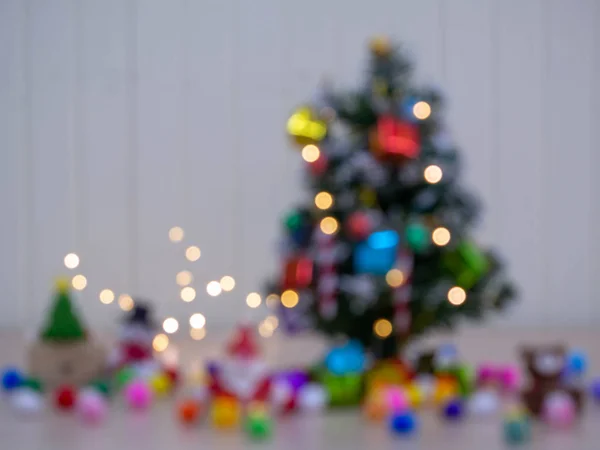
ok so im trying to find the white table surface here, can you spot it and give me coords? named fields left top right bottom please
left=1, top=327, right=599, bottom=450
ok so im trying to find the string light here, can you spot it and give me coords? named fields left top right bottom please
left=186, top=246, right=201, bottom=262
left=152, top=333, right=169, bottom=352
left=385, top=269, right=404, bottom=288
left=118, top=294, right=134, bottom=311
left=281, top=290, right=299, bottom=308
left=320, top=216, right=339, bottom=235
left=71, top=275, right=87, bottom=291
left=258, top=321, right=274, bottom=338
left=413, top=101, right=431, bottom=120
left=219, top=276, right=235, bottom=292
left=99, top=289, right=114, bottom=304
left=265, top=315, right=279, bottom=330
left=181, top=286, right=196, bottom=302
left=314, top=191, right=333, bottom=210
left=266, top=294, right=280, bottom=308
left=448, top=286, right=466, bottom=305
left=206, top=281, right=222, bottom=297
left=374, top=318, right=393, bottom=338
left=176, top=270, right=193, bottom=286
left=64, top=253, right=79, bottom=269
left=169, top=226, right=184, bottom=243
left=424, top=165, right=443, bottom=184
left=246, top=292, right=262, bottom=308
left=189, top=313, right=206, bottom=329
left=190, top=328, right=206, bottom=340
left=163, top=317, right=179, bottom=334
left=432, top=227, right=451, bottom=246
left=301, top=144, right=320, bottom=163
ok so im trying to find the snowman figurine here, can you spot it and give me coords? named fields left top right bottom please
left=110, top=302, right=157, bottom=370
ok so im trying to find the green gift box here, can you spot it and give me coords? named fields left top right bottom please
left=320, top=371, right=363, bottom=407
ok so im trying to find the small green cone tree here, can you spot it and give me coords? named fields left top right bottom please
left=40, top=278, right=86, bottom=341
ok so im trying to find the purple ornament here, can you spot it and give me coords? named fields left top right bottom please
left=275, top=370, right=309, bottom=392
left=590, top=378, right=600, bottom=402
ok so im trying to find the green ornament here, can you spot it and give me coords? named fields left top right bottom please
left=321, top=372, right=363, bottom=407
left=113, top=367, right=135, bottom=390
left=245, top=413, right=272, bottom=440
left=22, top=377, right=43, bottom=392
left=405, top=222, right=430, bottom=252
left=284, top=210, right=303, bottom=232
left=91, top=379, right=111, bottom=397
left=443, top=241, right=490, bottom=289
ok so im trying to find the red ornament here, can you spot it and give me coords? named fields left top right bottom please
left=346, top=211, right=372, bottom=240
left=55, top=385, right=77, bottom=410
left=177, top=399, right=201, bottom=424
left=308, top=154, right=328, bottom=176
left=282, top=256, right=313, bottom=290
left=371, top=115, right=420, bottom=159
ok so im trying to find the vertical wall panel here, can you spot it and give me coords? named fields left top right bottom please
left=543, top=0, right=595, bottom=325
left=593, top=1, right=600, bottom=324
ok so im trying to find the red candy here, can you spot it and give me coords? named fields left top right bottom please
left=55, top=385, right=77, bottom=410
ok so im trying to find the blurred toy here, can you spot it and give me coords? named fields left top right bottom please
left=321, top=371, right=363, bottom=407
left=10, top=387, right=44, bottom=415
left=433, top=376, right=458, bottom=405
left=77, top=388, right=107, bottom=424
left=55, top=385, right=77, bottom=410
left=406, top=383, right=424, bottom=409
left=1, top=367, right=23, bottom=392
left=211, top=396, right=241, bottom=429
left=389, top=410, right=418, bottom=436
left=590, top=377, right=600, bottom=402
left=542, top=391, right=576, bottom=429
left=503, top=409, right=531, bottom=445
left=22, top=377, right=43, bottom=392
left=434, top=344, right=459, bottom=370
left=442, top=398, right=464, bottom=421
left=28, top=279, right=106, bottom=389
left=245, top=405, right=273, bottom=440
left=113, top=366, right=135, bottom=391
left=521, top=345, right=583, bottom=417
left=363, top=387, right=387, bottom=421
left=297, top=382, right=328, bottom=413
left=150, top=373, right=172, bottom=396
left=270, top=377, right=295, bottom=414
left=477, top=363, right=520, bottom=393
left=90, top=379, right=111, bottom=398
left=115, top=303, right=157, bottom=367
left=177, top=399, right=202, bottom=425
left=164, top=367, right=180, bottom=387
left=365, top=359, right=411, bottom=394
left=124, top=379, right=153, bottom=410
left=564, top=350, right=587, bottom=386
left=386, top=386, right=409, bottom=413
left=468, top=388, right=500, bottom=417
left=325, top=341, right=365, bottom=376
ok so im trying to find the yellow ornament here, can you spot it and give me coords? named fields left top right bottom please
left=286, top=106, right=327, bottom=145
left=369, top=36, right=392, bottom=57
left=211, top=397, right=241, bottom=429
left=433, top=377, right=459, bottom=405
left=150, top=373, right=172, bottom=396
left=55, top=277, right=70, bottom=293
left=406, top=383, right=424, bottom=409
left=359, top=187, right=377, bottom=207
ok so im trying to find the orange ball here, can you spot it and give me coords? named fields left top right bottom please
left=178, top=399, right=201, bottom=424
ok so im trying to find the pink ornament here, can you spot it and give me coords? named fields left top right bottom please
left=77, top=389, right=107, bottom=424
left=543, top=392, right=576, bottom=429
left=477, top=364, right=497, bottom=386
left=346, top=212, right=371, bottom=240
left=125, top=380, right=153, bottom=410
left=385, top=386, right=409, bottom=413
left=499, top=365, right=520, bottom=393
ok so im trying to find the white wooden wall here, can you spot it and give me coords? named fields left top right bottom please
left=0, top=0, right=599, bottom=332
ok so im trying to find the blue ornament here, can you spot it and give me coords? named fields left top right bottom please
left=503, top=417, right=530, bottom=445
left=566, top=350, right=587, bottom=377
left=443, top=398, right=464, bottom=420
left=2, top=367, right=24, bottom=392
left=354, top=230, right=399, bottom=275
left=390, top=411, right=418, bottom=435
left=325, top=341, right=365, bottom=376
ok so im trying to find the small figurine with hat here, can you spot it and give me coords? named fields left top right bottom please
left=111, top=301, right=157, bottom=368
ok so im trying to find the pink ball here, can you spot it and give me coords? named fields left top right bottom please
left=77, top=389, right=108, bottom=424
left=499, top=365, right=520, bottom=393
left=124, top=380, right=153, bottom=410
left=477, top=364, right=497, bottom=385
left=385, top=387, right=409, bottom=413
left=543, top=392, right=576, bottom=428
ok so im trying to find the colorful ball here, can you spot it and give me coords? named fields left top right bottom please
left=389, top=411, right=418, bottom=436
left=245, top=412, right=273, bottom=440
left=77, top=389, right=108, bottom=424
left=503, top=417, right=531, bottom=445
left=55, top=385, right=77, bottom=410
left=346, top=212, right=371, bottom=240
left=177, top=399, right=201, bottom=425
left=211, top=397, right=241, bottom=429
left=477, top=364, right=496, bottom=386
left=150, top=373, right=172, bottom=396
left=442, top=398, right=464, bottom=420
left=499, top=365, right=520, bottom=393
left=406, top=384, right=424, bottom=409
left=297, top=382, right=328, bottom=413
left=124, top=380, right=153, bottom=410
left=10, top=387, right=44, bottom=415
left=542, top=392, right=576, bottom=429
left=1, top=367, right=23, bottom=392
left=385, top=386, right=409, bottom=413
left=468, top=389, right=500, bottom=417
left=433, top=378, right=458, bottom=405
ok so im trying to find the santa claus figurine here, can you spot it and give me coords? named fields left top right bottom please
left=207, top=325, right=271, bottom=404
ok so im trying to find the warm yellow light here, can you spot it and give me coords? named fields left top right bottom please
left=99, top=289, right=115, bottom=304
left=314, top=191, right=333, bottom=210
left=163, top=317, right=179, bottom=334
left=118, top=294, right=134, bottom=311
left=181, top=286, right=196, bottom=302
left=265, top=315, right=279, bottom=330
left=413, top=101, right=431, bottom=120
left=320, top=216, right=339, bottom=235
left=266, top=294, right=280, bottom=308
left=64, top=253, right=80, bottom=269
left=190, top=327, right=206, bottom=341
left=72, top=274, right=87, bottom=291
left=176, top=270, right=193, bottom=286
left=206, top=281, right=222, bottom=297
left=424, top=165, right=443, bottom=184
left=258, top=321, right=274, bottom=338
left=169, top=226, right=184, bottom=242
left=386, top=269, right=405, bottom=288
left=448, top=286, right=467, bottom=305
left=281, top=290, right=299, bottom=308
left=153, top=333, right=169, bottom=352
left=186, top=246, right=201, bottom=262
left=220, top=276, right=235, bottom=292
left=432, top=227, right=451, bottom=246
left=301, top=144, right=320, bottom=163
left=374, top=318, right=393, bottom=338
left=189, top=313, right=206, bottom=329
left=246, top=292, right=262, bottom=308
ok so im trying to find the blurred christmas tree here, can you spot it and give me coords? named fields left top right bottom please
left=40, top=278, right=86, bottom=341
left=265, top=37, right=516, bottom=358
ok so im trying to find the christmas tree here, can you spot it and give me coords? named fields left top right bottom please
left=40, top=278, right=86, bottom=341
left=266, top=37, right=515, bottom=357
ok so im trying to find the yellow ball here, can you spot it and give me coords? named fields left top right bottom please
left=406, top=384, right=424, bottom=409
left=211, top=397, right=241, bottom=429
left=150, top=373, right=172, bottom=396
left=370, top=36, right=392, bottom=57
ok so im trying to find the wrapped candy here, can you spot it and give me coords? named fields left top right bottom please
left=287, top=106, right=328, bottom=145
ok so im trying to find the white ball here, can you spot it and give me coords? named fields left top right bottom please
left=298, top=383, right=328, bottom=413
left=10, top=388, right=44, bottom=416
left=469, top=389, right=500, bottom=417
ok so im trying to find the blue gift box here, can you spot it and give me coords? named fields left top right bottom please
left=354, top=230, right=399, bottom=275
